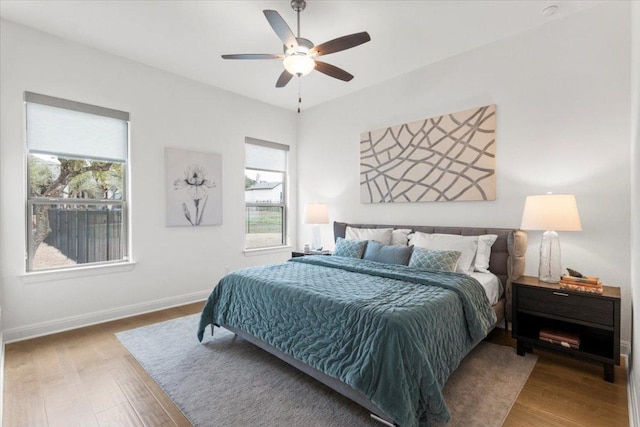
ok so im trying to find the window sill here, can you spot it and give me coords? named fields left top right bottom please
left=243, top=245, right=292, bottom=257
left=20, top=261, right=137, bottom=284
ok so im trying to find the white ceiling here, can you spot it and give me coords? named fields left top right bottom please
left=0, top=0, right=601, bottom=112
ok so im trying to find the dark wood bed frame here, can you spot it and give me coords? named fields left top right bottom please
left=222, top=222, right=527, bottom=425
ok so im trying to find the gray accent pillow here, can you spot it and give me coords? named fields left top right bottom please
left=409, top=247, right=462, bottom=272
left=333, top=237, right=367, bottom=259
left=363, top=241, right=413, bottom=265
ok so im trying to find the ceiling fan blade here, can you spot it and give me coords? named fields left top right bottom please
left=276, top=70, right=294, bottom=88
left=263, top=10, right=298, bottom=51
left=221, top=54, right=284, bottom=60
left=310, top=32, right=371, bottom=57
left=314, top=61, right=354, bottom=82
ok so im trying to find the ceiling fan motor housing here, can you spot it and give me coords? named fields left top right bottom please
left=285, top=37, right=314, bottom=56
left=291, top=0, right=306, bottom=12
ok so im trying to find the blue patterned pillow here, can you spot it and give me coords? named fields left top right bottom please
left=363, top=241, right=413, bottom=265
left=333, top=237, right=367, bottom=259
left=409, top=247, right=461, bottom=272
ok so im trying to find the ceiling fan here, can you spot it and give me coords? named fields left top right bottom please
left=222, top=0, right=370, bottom=108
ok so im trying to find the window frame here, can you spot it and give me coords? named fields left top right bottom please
left=24, top=92, right=131, bottom=273
left=244, top=137, right=289, bottom=250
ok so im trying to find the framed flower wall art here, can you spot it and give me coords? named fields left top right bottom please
left=165, top=147, right=222, bottom=227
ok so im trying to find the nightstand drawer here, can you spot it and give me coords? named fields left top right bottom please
left=518, top=286, right=614, bottom=326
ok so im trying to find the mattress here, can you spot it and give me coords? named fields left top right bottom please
left=469, top=271, right=503, bottom=306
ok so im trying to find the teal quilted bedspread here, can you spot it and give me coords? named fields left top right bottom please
left=197, top=256, right=496, bottom=426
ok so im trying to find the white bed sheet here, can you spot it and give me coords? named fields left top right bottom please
left=469, top=271, right=503, bottom=306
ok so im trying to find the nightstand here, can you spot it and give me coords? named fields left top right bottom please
left=291, top=250, right=332, bottom=258
left=511, top=275, right=621, bottom=382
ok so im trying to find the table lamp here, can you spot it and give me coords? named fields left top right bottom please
left=304, top=202, right=329, bottom=250
left=520, top=194, right=582, bottom=283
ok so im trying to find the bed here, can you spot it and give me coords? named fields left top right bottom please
left=198, top=222, right=527, bottom=426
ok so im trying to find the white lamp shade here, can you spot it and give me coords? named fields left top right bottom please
left=283, top=55, right=315, bottom=76
left=520, top=194, right=582, bottom=231
left=304, top=203, right=329, bottom=224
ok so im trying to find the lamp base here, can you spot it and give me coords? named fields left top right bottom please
left=311, top=225, right=322, bottom=251
left=539, top=230, right=562, bottom=283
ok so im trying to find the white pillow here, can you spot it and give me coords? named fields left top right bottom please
left=391, top=229, right=413, bottom=246
left=410, top=232, right=478, bottom=275
left=475, top=234, right=498, bottom=273
left=345, top=226, right=393, bottom=244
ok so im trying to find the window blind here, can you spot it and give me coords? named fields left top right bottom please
left=245, top=137, right=288, bottom=172
left=25, top=93, right=129, bottom=162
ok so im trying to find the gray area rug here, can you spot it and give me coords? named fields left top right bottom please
left=116, top=315, right=537, bottom=427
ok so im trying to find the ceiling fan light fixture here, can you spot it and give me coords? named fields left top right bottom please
left=283, top=54, right=315, bottom=76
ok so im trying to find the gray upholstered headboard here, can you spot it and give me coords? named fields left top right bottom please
left=333, top=221, right=527, bottom=321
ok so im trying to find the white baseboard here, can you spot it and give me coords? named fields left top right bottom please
left=630, top=365, right=639, bottom=427
left=1, top=305, right=4, bottom=423
left=1, top=329, right=4, bottom=424
left=622, top=340, right=631, bottom=358
left=3, top=290, right=210, bottom=343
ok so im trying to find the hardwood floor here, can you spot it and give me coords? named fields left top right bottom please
left=3, top=303, right=202, bottom=427
left=490, top=328, right=629, bottom=427
left=3, top=303, right=629, bottom=426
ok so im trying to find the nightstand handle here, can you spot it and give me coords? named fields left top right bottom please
left=553, top=292, right=569, bottom=297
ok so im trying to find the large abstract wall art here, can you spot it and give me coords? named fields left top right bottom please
left=360, top=104, right=496, bottom=203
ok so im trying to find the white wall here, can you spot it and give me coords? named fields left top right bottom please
left=630, top=0, right=640, bottom=423
left=0, top=2, right=634, bottom=355
left=0, top=20, right=297, bottom=341
left=297, top=3, right=632, bottom=344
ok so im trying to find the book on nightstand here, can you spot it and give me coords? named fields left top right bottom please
left=559, top=275, right=604, bottom=294
left=539, top=328, right=581, bottom=349
left=560, top=275, right=600, bottom=285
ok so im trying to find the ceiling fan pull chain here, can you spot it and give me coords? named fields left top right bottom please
left=297, top=77, right=302, bottom=113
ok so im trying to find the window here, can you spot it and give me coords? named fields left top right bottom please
left=25, top=92, right=130, bottom=272
left=245, top=137, right=289, bottom=249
